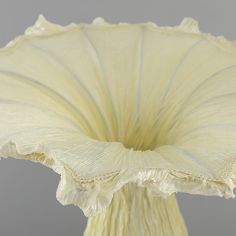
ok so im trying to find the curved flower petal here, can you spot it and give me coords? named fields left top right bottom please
left=1, top=15, right=236, bottom=217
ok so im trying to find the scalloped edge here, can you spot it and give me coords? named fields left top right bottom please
left=1, top=140, right=236, bottom=217
left=2, top=14, right=236, bottom=54
left=24, top=14, right=76, bottom=36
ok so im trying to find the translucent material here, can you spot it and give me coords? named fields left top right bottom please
left=1, top=16, right=236, bottom=234
left=84, top=183, right=188, bottom=236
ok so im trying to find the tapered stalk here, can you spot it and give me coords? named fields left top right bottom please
left=84, top=183, right=188, bottom=236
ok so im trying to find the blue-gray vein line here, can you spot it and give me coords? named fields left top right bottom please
left=28, top=42, right=112, bottom=140
left=180, top=124, right=236, bottom=138
left=0, top=70, right=96, bottom=136
left=0, top=98, right=82, bottom=131
left=146, top=39, right=206, bottom=145
left=167, top=63, right=236, bottom=132
left=135, top=26, right=145, bottom=116
left=80, top=26, right=119, bottom=140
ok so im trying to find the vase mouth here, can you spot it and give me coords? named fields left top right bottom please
left=122, top=143, right=155, bottom=152
left=87, top=135, right=160, bottom=153
left=84, top=129, right=160, bottom=152
left=115, top=139, right=158, bottom=152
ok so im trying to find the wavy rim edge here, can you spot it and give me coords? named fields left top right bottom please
left=1, top=14, right=236, bottom=54
left=1, top=140, right=236, bottom=216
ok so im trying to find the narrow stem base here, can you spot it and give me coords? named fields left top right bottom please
left=84, top=183, right=188, bottom=236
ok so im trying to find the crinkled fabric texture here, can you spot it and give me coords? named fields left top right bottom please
left=1, top=15, right=236, bottom=217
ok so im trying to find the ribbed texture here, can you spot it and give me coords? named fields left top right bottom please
left=84, top=183, right=188, bottom=236
left=1, top=15, right=236, bottom=223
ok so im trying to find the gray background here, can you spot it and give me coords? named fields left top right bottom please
left=0, top=0, right=236, bottom=235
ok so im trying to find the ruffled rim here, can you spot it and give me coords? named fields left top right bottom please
left=2, top=14, right=236, bottom=54
left=1, top=139, right=236, bottom=217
